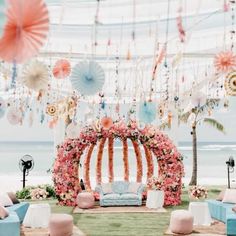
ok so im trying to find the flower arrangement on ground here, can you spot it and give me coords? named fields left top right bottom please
left=147, top=176, right=164, bottom=191
left=30, top=188, right=48, bottom=200
left=189, top=185, right=208, bottom=200
left=16, top=184, right=56, bottom=200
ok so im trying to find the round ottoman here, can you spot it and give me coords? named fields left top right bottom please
left=170, top=210, right=193, bottom=234
left=77, top=192, right=95, bottom=209
left=49, top=214, right=73, bottom=236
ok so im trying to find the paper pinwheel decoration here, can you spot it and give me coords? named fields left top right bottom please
left=139, top=101, right=156, bottom=124
left=0, top=0, right=49, bottom=63
left=214, top=51, right=236, bottom=73
left=0, top=0, right=7, bottom=38
left=101, top=116, right=113, bottom=129
left=7, top=107, right=22, bottom=125
left=0, top=97, right=6, bottom=119
left=53, top=59, right=71, bottom=79
left=225, top=71, right=236, bottom=96
left=70, top=61, right=105, bottom=96
left=21, top=61, right=49, bottom=91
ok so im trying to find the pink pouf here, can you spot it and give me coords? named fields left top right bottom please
left=77, top=192, right=95, bottom=209
left=49, top=214, right=73, bottom=236
left=170, top=210, right=193, bottom=234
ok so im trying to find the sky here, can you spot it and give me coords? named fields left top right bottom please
left=0, top=98, right=235, bottom=143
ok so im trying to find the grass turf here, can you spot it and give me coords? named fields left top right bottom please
left=32, top=187, right=222, bottom=236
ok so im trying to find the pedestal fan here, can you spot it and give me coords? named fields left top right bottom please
left=19, top=154, right=34, bottom=189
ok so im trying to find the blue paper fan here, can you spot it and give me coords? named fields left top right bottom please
left=0, top=0, right=6, bottom=38
left=70, top=60, right=105, bottom=96
left=139, top=101, right=156, bottom=124
left=0, top=97, right=6, bottom=119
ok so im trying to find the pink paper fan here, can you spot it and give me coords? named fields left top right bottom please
left=53, top=59, right=71, bottom=79
left=214, top=51, right=236, bottom=73
left=7, top=107, right=22, bottom=125
left=0, top=0, right=49, bottom=63
left=101, top=117, right=113, bottom=130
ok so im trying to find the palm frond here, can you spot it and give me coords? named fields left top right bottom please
left=203, top=118, right=226, bottom=134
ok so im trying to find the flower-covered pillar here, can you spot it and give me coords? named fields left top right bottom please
left=122, top=138, right=129, bottom=181
left=84, top=143, right=96, bottom=190
left=143, top=144, right=153, bottom=179
left=96, top=137, right=107, bottom=184
left=131, top=140, right=143, bottom=182
left=108, top=137, right=114, bottom=182
left=53, top=140, right=87, bottom=206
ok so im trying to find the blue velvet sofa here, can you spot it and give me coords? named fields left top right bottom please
left=0, top=202, right=29, bottom=236
left=95, top=181, right=145, bottom=206
left=206, top=199, right=236, bottom=236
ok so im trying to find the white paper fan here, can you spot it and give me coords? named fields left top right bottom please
left=21, top=61, right=49, bottom=91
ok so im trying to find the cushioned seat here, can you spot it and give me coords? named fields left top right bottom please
left=206, top=199, right=236, bottom=236
left=95, top=181, right=145, bottom=206
left=170, top=210, right=193, bottom=234
left=0, top=211, right=20, bottom=236
left=76, top=192, right=95, bottom=209
left=7, top=202, right=29, bottom=223
left=49, top=214, right=73, bottom=236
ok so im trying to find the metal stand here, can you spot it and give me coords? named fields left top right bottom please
left=22, top=168, right=27, bottom=189
left=227, top=164, right=231, bottom=189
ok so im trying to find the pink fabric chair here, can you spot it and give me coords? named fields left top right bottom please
left=49, top=214, right=73, bottom=236
left=170, top=210, right=193, bottom=234
left=77, top=192, right=95, bottom=209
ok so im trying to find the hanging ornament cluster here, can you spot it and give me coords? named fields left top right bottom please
left=70, top=60, right=105, bottom=96
left=0, top=97, right=6, bottom=119
left=225, top=71, right=236, bottom=96
left=0, top=0, right=49, bottom=63
left=214, top=51, right=236, bottom=73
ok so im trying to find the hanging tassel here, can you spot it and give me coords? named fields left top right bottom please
left=11, top=62, right=17, bottom=88
left=126, top=48, right=131, bottom=60
left=168, top=111, right=172, bottom=128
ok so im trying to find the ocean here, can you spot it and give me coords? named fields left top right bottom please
left=0, top=141, right=236, bottom=191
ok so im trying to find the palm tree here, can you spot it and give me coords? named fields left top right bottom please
left=160, top=99, right=225, bottom=186
left=188, top=109, right=225, bottom=185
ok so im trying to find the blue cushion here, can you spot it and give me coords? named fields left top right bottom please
left=120, top=193, right=139, bottom=200
left=112, top=181, right=129, bottom=194
left=7, top=202, right=29, bottom=223
left=103, top=194, right=120, bottom=200
left=0, top=212, right=20, bottom=236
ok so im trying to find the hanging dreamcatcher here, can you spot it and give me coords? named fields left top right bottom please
left=225, top=71, right=236, bottom=96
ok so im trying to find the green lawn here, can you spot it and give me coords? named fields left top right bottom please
left=32, top=187, right=222, bottom=236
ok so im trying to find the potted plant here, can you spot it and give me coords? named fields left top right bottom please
left=146, top=176, right=165, bottom=209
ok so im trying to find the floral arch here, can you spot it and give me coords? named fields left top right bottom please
left=53, top=120, right=184, bottom=206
